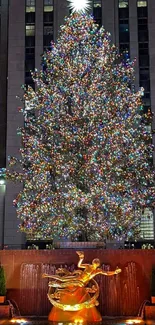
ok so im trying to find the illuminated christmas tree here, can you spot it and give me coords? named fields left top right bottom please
left=8, top=12, right=154, bottom=241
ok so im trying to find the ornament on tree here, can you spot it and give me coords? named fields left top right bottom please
left=6, top=12, right=155, bottom=241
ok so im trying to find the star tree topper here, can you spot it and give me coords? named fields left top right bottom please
left=67, top=0, right=91, bottom=13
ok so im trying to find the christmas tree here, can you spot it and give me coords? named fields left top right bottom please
left=7, top=12, right=154, bottom=241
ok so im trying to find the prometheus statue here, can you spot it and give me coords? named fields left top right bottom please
left=42, top=251, right=121, bottom=322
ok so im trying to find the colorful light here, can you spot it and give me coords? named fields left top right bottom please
left=10, top=318, right=27, bottom=324
left=6, top=12, right=155, bottom=241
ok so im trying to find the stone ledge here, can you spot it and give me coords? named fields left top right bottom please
left=53, top=241, right=106, bottom=249
left=145, top=306, right=155, bottom=320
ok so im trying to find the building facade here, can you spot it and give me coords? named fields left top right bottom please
left=0, top=0, right=155, bottom=248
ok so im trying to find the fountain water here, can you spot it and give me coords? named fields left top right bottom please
left=97, top=262, right=140, bottom=316
left=19, top=261, right=142, bottom=317
left=138, top=300, right=150, bottom=318
left=7, top=299, right=21, bottom=318
left=19, top=263, right=57, bottom=316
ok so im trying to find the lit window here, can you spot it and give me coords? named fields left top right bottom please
left=119, top=0, right=128, bottom=8
left=26, top=0, right=35, bottom=12
left=93, top=0, right=101, bottom=8
left=137, top=1, right=147, bottom=7
left=26, top=25, right=35, bottom=36
left=140, top=208, right=154, bottom=240
left=44, top=6, right=53, bottom=12
left=44, top=0, right=53, bottom=12
left=26, top=6, right=35, bottom=12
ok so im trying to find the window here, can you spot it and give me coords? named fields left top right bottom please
left=25, top=47, right=35, bottom=60
left=120, top=23, right=129, bottom=31
left=25, top=0, right=35, bottom=88
left=25, top=36, right=35, bottom=47
left=25, top=60, right=35, bottom=72
left=137, top=6, right=147, bottom=17
left=93, top=0, right=101, bottom=8
left=44, top=26, right=53, bottom=35
left=139, top=43, right=148, bottom=50
left=44, top=0, right=53, bottom=12
left=138, top=18, right=147, bottom=24
left=119, top=0, right=128, bottom=8
left=44, top=0, right=53, bottom=4
left=119, top=0, right=129, bottom=55
left=138, top=30, right=148, bottom=42
left=137, top=0, right=149, bottom=103
left=93, top=0, right=102, bottom=26
left=137, top=1, right=147, bottom=7
left=26, top=12, right=35, bottom=24
left=26, top=25, right=35, bottom=36
left=138, top=24, right=147, bottom=31
left=44, top=0, right=54, bottom=48
left=26, top=0, right=35, bottom=12
left=143, top=92, right=150, bottom=99
left=119, top=23, right=129, bottom=42
left=119, top=8, right=129, bottom=19
left=93, top=7, right=102, bottom=19
left=140, top=208, right=154, bottom=240
left=25, top=71, right=32, bottom=78
left=143, top=97, right=151, bottom=106
left=120, top=43, right=129, bottom=51
left=44, top=11, right=53, bottom=23
left=26, top=0, right=35, bottom=5
left=44, top=35, right=52, bottom=47
left=139, top=54, right=149, bottom=67
left=140, top=68, right=149, bottom=80
left=140, top=80, right=150, bottom=92
left=26, top=47, right=35, bottom=53
left=139, top=48, right=148, bottom=55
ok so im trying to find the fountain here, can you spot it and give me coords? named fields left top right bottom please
left=18, top=255, right=145, bottom=318
left=42, top=251, right=121, bottom=322
left=7, top=300, right=21, bottom=318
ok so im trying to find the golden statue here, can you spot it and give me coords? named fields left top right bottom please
left=43, top=251, right=121, bottom=322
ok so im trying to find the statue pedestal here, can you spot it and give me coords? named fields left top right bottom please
left=48, top=287, right=102, bottom=322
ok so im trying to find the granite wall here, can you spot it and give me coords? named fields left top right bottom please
left=0, top=249, right=153, bottom=317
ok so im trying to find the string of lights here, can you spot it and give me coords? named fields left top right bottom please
left=6, top=12, right=155, bottom=241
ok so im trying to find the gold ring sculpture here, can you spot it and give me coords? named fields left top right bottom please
left=43, top=251, right=121, bottom=322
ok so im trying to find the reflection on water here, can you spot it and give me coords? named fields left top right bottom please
left=0, top=318, right=146, bottom=325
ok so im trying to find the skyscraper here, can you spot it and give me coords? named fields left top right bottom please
left=0, top=0, right=154, bottom=248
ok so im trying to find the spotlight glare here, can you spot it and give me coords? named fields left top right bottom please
left=67, top=0, right=91, bottom=13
